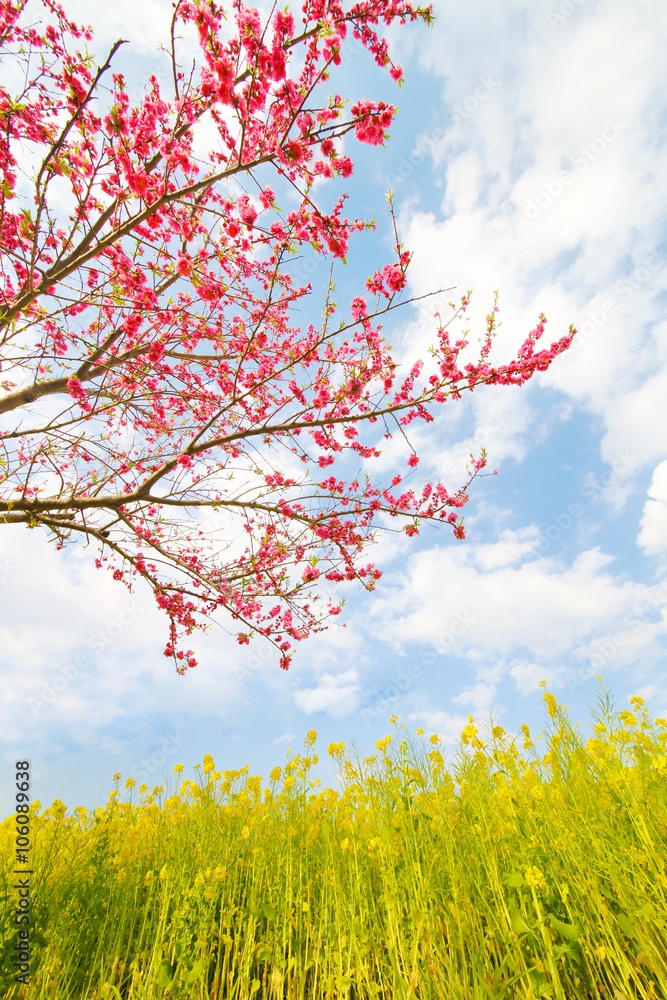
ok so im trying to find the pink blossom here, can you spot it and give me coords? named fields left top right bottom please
left=382, top=264, right=405, bottom=292
left=285, top=139, right=305, bottom=163
left=350, top=296, right=367, bottom=320
left=337, top=156, right=353, bottom=178
left=67, top=377, right=91, bottom=412
left=327, top=235, right=346, bottom=258
left=273, top=10, right=294, bottom=37
left=129, top=169, right=149, bottom=196
left=259, top=186, right=275, bottom=209
left=237, top=194, right=257, bottom=226
left=271, top=47, right=286, bottom=80
left=351, top=100, right=394, bottom=146
left=147, top=342, right=165, bottom=364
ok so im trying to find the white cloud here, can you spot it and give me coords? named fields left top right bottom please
left=368, top=537, right=663, bottom=665
left=65, top=0, right=178, bottom=53
left=473, top=526, right=542, bottom=570
left=600, top=370, right=667, bottom=473
left=293, top=669, right=361, bottom=719
left=0, top=525, right=244, bottom=746
left=452, top=681, right=498, bottom=715
left=637, top=461, right=667, bottom=555
left=509, top=659, right=555, bottom=696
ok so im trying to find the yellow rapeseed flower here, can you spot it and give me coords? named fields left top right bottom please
left=305, top=728, right=317, bottom=746
left=246, top=776, right=262, bottom=796
left=125, top=778, right=136, bottom=791
left=417, top=728, right=425, bottom=736
left=340, top=838, right=351, bottom=852
left=113, top=772, right=121, bottom=782
left=429, top=734, right=439, bottom=745
left=543, top=692, right=558, bottom=718
left=653, top=755, right=667, bottom=775
left=524, top=865, right=547, bottom=890
left=389, top=714, right=399, bottom=724
left=270, top=766, right=282, bottom=782
left=203, top=754, right=215, bottom=775
left=520, top=724, right=534, bottom=749
left=174, top=763, right=184, bottom=776
left=460, top=722, right=478, bottom=745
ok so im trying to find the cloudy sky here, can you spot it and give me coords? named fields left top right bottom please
left=1, top=0, right=666, bottom=818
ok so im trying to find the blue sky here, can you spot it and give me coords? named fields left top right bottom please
left=1, top=0, right=666, bottom=818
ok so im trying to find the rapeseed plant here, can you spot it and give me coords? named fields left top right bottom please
left=1, top=681, right=666, bottom=998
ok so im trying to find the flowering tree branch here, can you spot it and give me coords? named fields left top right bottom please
left=0, top=0, right=575, bottom=671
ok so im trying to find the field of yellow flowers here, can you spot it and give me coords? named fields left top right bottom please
left=2, top=681, right=667, bottom=999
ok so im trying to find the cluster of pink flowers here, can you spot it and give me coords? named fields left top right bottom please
left=350, top=296, right=368, bottom=320
left=66, top=377, right=91, bottom=412
left=366, top=262, right=407, bottom=298
left=351, top=99, right=395, bottom=145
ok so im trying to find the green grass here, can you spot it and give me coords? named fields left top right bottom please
left=2, top=681, right=667, bottom=999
